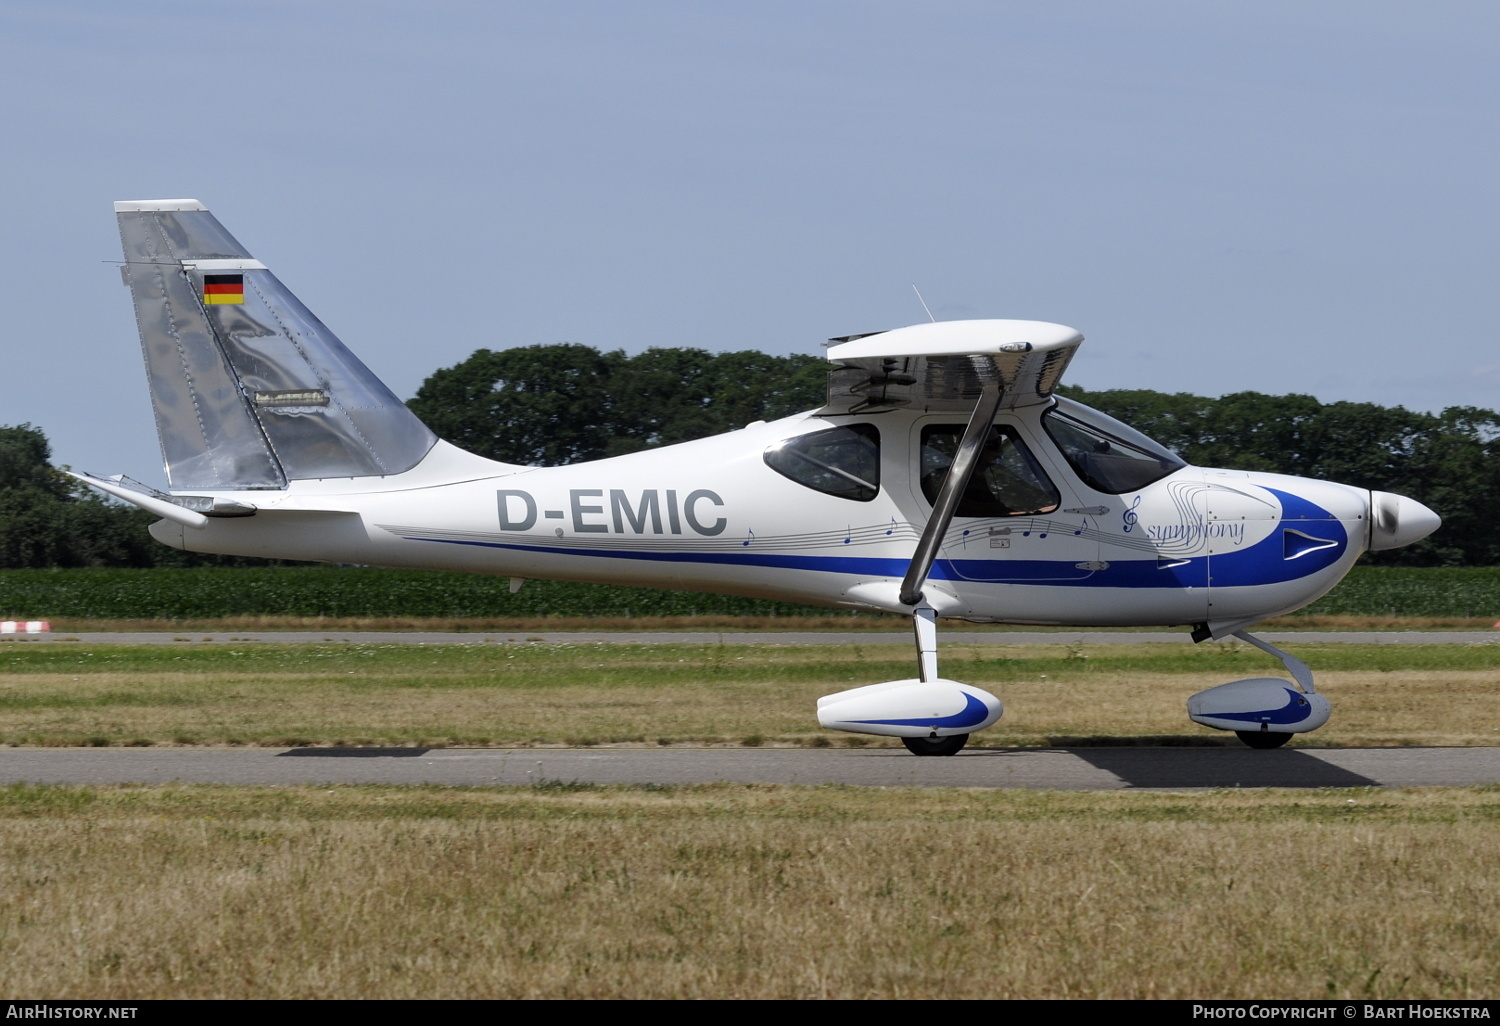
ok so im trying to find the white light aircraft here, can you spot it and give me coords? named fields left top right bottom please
left=78, top=200, right=1443, bottom=754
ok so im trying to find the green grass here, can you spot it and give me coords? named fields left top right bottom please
left=7, top=638, right=1500, bottom=677
left=0, top=566, right=828, bottom=619
left=0, top=640, right=1495, bottom=748
left=0, top=780, right=1496, bottom=825
left=3, top=564, right=1499, bottom=621
left=1297, top=566, right=1500, bottom=618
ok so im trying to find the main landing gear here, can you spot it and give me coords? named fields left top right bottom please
left=816, top=602, right=1004, bottom=754
left=817, top=379, right=1010, bottom=755
left=902, top=734, right=971, bottom=757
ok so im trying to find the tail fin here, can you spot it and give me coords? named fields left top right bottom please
left=115, top=199, right=437, bottom=491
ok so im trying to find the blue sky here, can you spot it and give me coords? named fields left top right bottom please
left=1, top=1, right=1495, bottom=480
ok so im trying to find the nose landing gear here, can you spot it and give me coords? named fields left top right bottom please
left=1235, top=728, right=1292, bottom=750
left=1189, top=631, right=1330, bottom=749
left=901, top=733, right=971, bottom=757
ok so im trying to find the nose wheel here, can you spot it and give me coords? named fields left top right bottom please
left=1235, top=730, right=1291, bottom=750
left=901, top=734, right=969, bottom=756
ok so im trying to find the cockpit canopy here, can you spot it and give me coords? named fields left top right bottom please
left=1042, top=398, right=1186, bottom=494
left=762, top=397, right=1187, bottom=505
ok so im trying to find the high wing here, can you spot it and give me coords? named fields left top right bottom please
left=820, top=319, right=1082, bottom=415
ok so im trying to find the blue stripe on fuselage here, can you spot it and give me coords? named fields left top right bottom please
left=399, top=488, right=1348, bottom=589
left=1205, top=488, right=1347, bottom=588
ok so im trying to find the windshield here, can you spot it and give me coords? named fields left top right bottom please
left=1043, top=398, right=1186, bottom=494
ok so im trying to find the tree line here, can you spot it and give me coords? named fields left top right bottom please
left=3, top=345, right=1494, bottom=567
left=406, top=344, right=829, bottom=465
left=0, top=424, right=258, bottom=570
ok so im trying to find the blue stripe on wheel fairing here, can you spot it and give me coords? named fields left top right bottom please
left=847, top=691, right=992, bottom=729
left=1206, top=688, right=1316, bottom=726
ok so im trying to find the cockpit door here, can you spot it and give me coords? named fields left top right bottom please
left=910, top=417, right=1099, bottom=584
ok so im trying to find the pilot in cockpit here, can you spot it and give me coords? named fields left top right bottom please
left=920, top=426, right=1060, bottom=518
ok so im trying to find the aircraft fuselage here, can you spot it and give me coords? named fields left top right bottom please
left=149, top=400, right=1379, bottom=636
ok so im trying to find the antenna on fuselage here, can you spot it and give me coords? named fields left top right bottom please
left=911, top=284, right=937, bottom=323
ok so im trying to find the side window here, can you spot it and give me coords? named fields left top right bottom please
left=920, top=425, right=1059, bottom=517
left=1043, top=408, right=1185, bottom=493
left=764, top=423, right=880, bottom=501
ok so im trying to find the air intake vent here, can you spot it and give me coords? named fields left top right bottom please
left=1283, top=529, right=1338, bottom=560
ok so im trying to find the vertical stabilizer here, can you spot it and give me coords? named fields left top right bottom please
left=116, top=199, right=437, bottom=490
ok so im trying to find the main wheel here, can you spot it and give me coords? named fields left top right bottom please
left=901, top=733, right=969, bottom=757
left=1236, top=730, right=1292, bottom=750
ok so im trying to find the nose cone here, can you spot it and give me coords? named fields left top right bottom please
left=1369, top=491, right=1442, bottom=551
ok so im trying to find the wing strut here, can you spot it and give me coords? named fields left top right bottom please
left=898, top=378, right=1004, bottom=607
left=912, top=604, right=939, bottom=682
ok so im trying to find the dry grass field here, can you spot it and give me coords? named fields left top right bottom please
left=0, top=784, right=1494, bottom=999
left=0, top=639, right=1495, bottom=748
left=0, top=641, right=1495, bottom=999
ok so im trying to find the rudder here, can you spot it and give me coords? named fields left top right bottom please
left=116, top=199, right=437, bottom=490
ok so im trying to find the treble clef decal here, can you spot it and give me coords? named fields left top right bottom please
left=1122, top=495, right=1142, bottom=533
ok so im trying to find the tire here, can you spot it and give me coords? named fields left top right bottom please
left=1236, top=730, right=1292, bottom=750
left=901, top=734, right=969, bottom=757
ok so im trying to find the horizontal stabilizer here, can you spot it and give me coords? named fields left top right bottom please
left=69, top=471, right=209, bottom=529
left=116, top=199, right=438, bottom=491
left=72, top=470, right=371, bottom=530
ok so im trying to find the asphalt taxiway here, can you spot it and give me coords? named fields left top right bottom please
left=0, top=745, right=1496, bottom=790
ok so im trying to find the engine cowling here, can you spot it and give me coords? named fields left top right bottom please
left=1187, top=677, right=1331, bottom=735
left=817, top=679, right=1003, bottom=738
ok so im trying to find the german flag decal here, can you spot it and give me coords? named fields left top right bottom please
left=203, top=273, right=244, bottom=305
